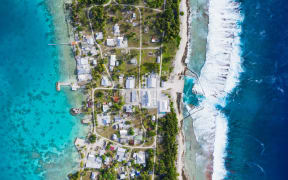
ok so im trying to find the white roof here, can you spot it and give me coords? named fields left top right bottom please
left=113, top=24, right=120, bottom=35
left=102, top=105, right=109, bottom=113
left=86, top=154, right=102, bottom=169
left=87, top=36, right=94, bottom=45
left=77, top=57, right=89, bottom=65
left=78, top=74, right=92, bottom=82
left=95, top=32, right=103, bottom=40
left=141, top=90, right=151, bottom=107
left=135, top=151, right=146, bottom=165
left=126, top=77, right=135, bottom=89
left=147, top=76, right=157, bottom=88
left=130, top=90, right=137, bottom=102
left=110, top=55, right=116, bottom=66
left=120, top=130, right=128, bottom=136
left=158, top=99, right=170, bottom=113
left=106, top=39, right=115, bottom=46
left=101, top=76, right=111, bottom=87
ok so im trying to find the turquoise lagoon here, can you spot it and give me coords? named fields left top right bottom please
left=0, top=0, right=86, bottom=179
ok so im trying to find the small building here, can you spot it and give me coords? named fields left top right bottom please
left=92, top=60, right=97, bottom=66
left=87, top=36, right=94, bottom=45
left=101, top=76, right=111, bottom=87
left=157, top=56, right=161, bottom=63
left=151, top=36, right=160, bottom=43
left=130, top=57, right=137, bottom=65
left=110, top=55, right=116, bottom=66
left=113, top=24, right=120, bottom=36
left=132, top=13, right=136, bottom=19
left=125, top=77, right=135, bottom=89
left=106, top=38, right=116, bottom=46
left=86, top=154, right=102, bottom=169
left=102, top=115, right=111, bottom=125
left=120, top=173, right=126, bottom=180
left=112, top=134, right=118, bottom=141
left=152, top=115, right=156, bottom=121
left=91, top=172, right=97, bottom=180
left=158, top=99, right=171, bottom=113
left=116, top=37, right=127, bottom=48
left=130, top=90, right=137, bottom=103
left=116, top=147, right=126, bottom=162
left=141, top=90, right=151, bottom=108
left=114, top=116, right=122, bottom=122
left=102, top=105, right=109, bottom=113
left=104, top=157, right=111, bottom=165
left=147, top=75, right=157, bottom=88
left=133, top=151, right=146, bottom=165
left=95, top=32, right=103, bottom=40
left=119, top=74, right=124, bottom=84
left=120, top=130, right=128, bottom=136
left=125, top=105, right=133, bottom=113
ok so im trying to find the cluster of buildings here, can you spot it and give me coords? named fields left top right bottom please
left=76, top=137, right=148, bottom=179
left=73, top=33, right=100, bottom=83
left=106, top=24, right=128, bottom=48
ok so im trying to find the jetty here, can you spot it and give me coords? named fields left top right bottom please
left=56, top=82, right=80, bottom=91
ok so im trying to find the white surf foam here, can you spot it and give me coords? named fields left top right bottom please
left=190, top=0, right=243, bottom=179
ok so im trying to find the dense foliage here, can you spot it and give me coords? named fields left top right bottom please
left=156, top=109, right=179, bottom=180
left=156, top=0, right=180, bottom=42
left=146, top=0, right=163, bottom=8
left=90, top=6, right=107, bottom=32
left=117, top=0, right=139, bottom=4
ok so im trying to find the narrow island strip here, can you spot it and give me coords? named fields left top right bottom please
left=58, top=0, right=189, bottom=179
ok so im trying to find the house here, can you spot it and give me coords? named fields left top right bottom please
left=158, top=99, right=170, bottom=113
left=130, top=90, right=137, bottom=103
left=106, top=38, right=116, bottom=46
left=116, top=147, right=126, bottom=162
left=125, top=105, right=133, bottom=113
left=147, top=75, right=157, bottom=88
left=102, top=105, right=109, bottom=113
left=157, top=56, right=161, bottom=63
left=151, top=36, right=160, bottom=43
left=101, top=76, right=111, bottom=87
left=104, top=157, right=111, bottom=165
left=141, top=90, right=151, bottom=107
left=132, top=13, right=136, bottom=19
left=114, top=116, right=122, bottom=122
left=87, top=36, right=94, bottom=45
left=130, top=57, right=137, bottom=65
left=112, top=134, right=118, bottom=141
left=125, top=77, right=135, bottom=89
left=91, top=172, right=97, bottom=180
left=120, top=173, right=126, bottom=180
left=116, top=37, right=127, bottom=48
left=92, top=60, right=97, bottom=66
left=152, top=115, right=156, bottom=121
left=78, top=74, right=92, bottom=82
left=133, top=151, right=146, bottom=165
left=110, top=55, right=116, bottom=66
left=86, top=154, right=102, bottom=169
left=95, top=32, right=103, bottom=40
left=113, top=24, right=120, bottom=36
left=102, top=114, right=111, bottom=125
left=119, top=74, right=124, bottom=84
left=120, top=130, right=128, bottom=136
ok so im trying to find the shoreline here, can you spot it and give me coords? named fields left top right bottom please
left=172, top=0, right=189, bottom=179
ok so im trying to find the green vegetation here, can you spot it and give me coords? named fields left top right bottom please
left=156, top=108, right=179, bottom=179
left=117, top=0, right=139, bottom=4
left=90, top=6, right=107, bottom=32
left=89, top=134, right=97, bottom=143
left=98, top=168, right=117, bottom=180
left=146, top=0, right=163, bottom=8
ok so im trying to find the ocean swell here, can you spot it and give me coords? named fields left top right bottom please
left=190, top=0, right=243, bottom=179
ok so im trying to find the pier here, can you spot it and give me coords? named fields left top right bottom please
left=56, top=82, right=80, bottom=91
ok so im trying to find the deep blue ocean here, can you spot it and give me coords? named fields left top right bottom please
left=224, top=0, right=288, bottom=179
left=0, top=0, right=83, bottom=179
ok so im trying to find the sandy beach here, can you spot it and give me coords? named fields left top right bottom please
left=171, top=0, right=189, bottom=179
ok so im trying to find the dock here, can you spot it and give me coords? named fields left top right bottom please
left=56, top=82, right=80, bottom=91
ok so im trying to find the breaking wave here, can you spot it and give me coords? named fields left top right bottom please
left=189, top=0, right=243, bottom=179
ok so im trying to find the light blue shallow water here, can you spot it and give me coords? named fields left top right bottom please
left=0, top=0, right=84, bottom=179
